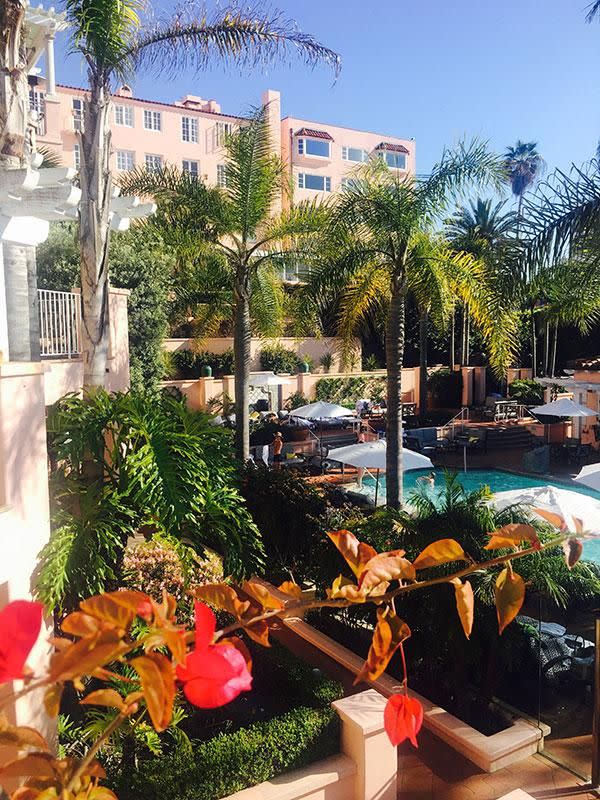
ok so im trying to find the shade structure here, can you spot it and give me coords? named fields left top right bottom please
left=529, top=398, right=598, bottom=418
left=575, top=464, right=600, bottom=492
left=248, top=372, right=293, bottom=387
left=290, top=401, right=354, bottom=420
left=327, top=440, right=433, bottom=471
left=494, top=485, right=600, bottom=534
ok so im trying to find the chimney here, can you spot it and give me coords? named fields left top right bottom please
left=116, top=85, right=133, bottom=97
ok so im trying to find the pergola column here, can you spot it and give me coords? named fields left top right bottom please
left=45, top=29, right=57, bottom=98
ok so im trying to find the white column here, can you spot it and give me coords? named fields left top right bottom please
left=45, top=31, right=57, bottom=97
left=0, top=243, right=9, bottom=361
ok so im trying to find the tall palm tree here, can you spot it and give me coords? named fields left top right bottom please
left=586, top=2, right=600, bottom=22
left=120, top=108, right=327, bottom=461
left=62, top=0, right=339, bottom=391
left=504, top=141, right=544, bottom=375
left=309, top=146, right=511, bottom=508
left=446, top=197, right=520, bottom=368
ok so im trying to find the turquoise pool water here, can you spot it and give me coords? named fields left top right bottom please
left=361, top=468, right=600, bottom=562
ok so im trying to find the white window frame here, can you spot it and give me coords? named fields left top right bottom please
left=181, top=115, right=199, bottom=143
left=115, top=104, right=134, bottom=127
left=29, top=89, right=46, bottom=135
left=73, top=143, right=80, bottom=170
left=182, top=159, right=199, bottom=176
left=143, top=109, right=162, bottom=131
left=297, top=172, right=331, bottom=192
left=297, top=137, right=331, bottom=159
left=145, top=153, right=162, bottom=172
left=342, top=145, right=368, bottom=163
left=72, top=97, right=84, bottom=132
left=116, top=150, right=135, bottom=171
left=217, top=164, right=230, bottom=188
left=215, top=121, right=235, bottom=146
left=379, top=150, right=407, bottom=170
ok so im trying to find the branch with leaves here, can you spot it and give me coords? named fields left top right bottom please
left=0, top=514, right=584, bottom=798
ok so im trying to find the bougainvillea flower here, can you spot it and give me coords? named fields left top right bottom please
left=175, top=602, right=252, bottom=708
left=0, top=600, right=44, bottom=683
left=384, top=693, right=424, bottom=747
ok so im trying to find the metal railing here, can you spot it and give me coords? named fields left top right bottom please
left=38, top=289, right=81, bottom=358
left=440, top=406, right=470, bottom=441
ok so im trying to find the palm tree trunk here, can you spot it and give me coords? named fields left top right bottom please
left=418, top=310, right=428, bottom=420
left=530, top=304, right=537, bottom=379
left=543, top=320, right=549, bottom=376
left=465, top=310, right=470, bottom=367
left=0, top=1, right=28, bottom=165
left=233, top=274, right=251, bottom=462
left=551, top=322, right=559, bottom=378
left=385, top=274, right=405, bottom=509
left=79, top=78, right=113, bottom=390
left=450, top=310, right=455, bottom=370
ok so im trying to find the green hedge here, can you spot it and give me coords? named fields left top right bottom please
left=259, top=344, right=301, bottom=373
left=508, top=378, right=544, bottom=405
left=315, top=376, right=386, bottom=407
left=172, top=349, right=234, bottom=378
left=118, top=706, right=339, bottom=800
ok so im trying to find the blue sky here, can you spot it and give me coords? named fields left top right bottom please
left=52, top=0, right=599, bottom=179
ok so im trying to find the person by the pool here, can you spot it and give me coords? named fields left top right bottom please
left=417, top=471, right=435, bottom=488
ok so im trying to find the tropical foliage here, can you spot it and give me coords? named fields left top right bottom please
left=306, top=143, right=511, bottom=505
left=121, top=107, right=327, bottom=460
left=37, top=390, right=263, bottom=611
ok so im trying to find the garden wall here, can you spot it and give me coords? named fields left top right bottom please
left=163, top=337, right=362, bottom=374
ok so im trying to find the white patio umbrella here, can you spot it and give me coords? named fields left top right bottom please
left=529, top=398, right=598, bottom=442
left=494, top=485, right=600, bottom=534
left=248, top=372, right=293, bottom=387
left=290, top=401, right=354, bottom=419
left=575, top=464, right=600, bottom=492
left=529, top=398, right=598, bottom=418
left=327, top=440, right=433, bottom=505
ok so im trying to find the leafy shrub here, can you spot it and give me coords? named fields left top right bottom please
left=260, top=344, right=300, bottom=373
left=315, top=376, right=386, bottom=407
left=38, top=391, right=263, bottom=611
left=117, top=707, right=339, bottom=800
left=240, top=465, right=341, bottom=585
left=171, top=349, right=234, bottom=378
left=319, top=352, right=333, bottom=372
left=508, top=378, right=545, bottom=405
left=285, top=391, right=309, bottom=410
left=362, top=354, right=381, bottom=371
left=427, top=368, right=462, bottom=407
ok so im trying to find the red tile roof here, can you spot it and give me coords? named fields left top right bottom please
left=376, top=141, right=410, bottom=154
left=576, top=357, right=600, bottom=370
left=295, top=127, right=334, bottom=141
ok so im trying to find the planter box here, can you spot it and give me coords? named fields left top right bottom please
left=283, top=617, right=547, bottom=773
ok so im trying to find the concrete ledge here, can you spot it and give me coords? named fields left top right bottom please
left=225, top=754, right=355, bottom=800
left=284, top=617, right=545, bottom=773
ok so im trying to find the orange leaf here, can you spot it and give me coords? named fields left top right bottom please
left=358, top=551, right=415, bottom=592
left=413, top=539, right=467, bottom=570
left=0, top=717, right=50, bottom=752
left=326, top=574, right=368, bottom=602
left=278, top=581, right=303, bottom=600
left=355, top=608, right=411, bottom=683
left=450, top=578, right=474, bottom=639
left=131, top=653, right=175, bottom=732
left=485, top=523, right=540, bottom=550
left=80, top=689, right=126, bottom=712
left=532, top=508, right=567, bottom=530
left=0, top=752, right=58, bottom=778
left=327, top=530, right=377, bottom=578
left=144, top=627, right=187, bottom=665
left=241, top=581, right=285, bottom=611
left=194, top=583, right=250, bottom=619
left=563, top=537, right=583, bottom=570
left=78, top=592, right=146, bottom=629
left=495, top=566, right=525, bottom=634
left=88, top=788, right=119, bottom=800
left=61, top=612, right=103, bottom=638
left=43, top=685, right=63, bottom=719
left=244, top=619, right=271, bottom=647
left=48, top=630, right=130, bottom=683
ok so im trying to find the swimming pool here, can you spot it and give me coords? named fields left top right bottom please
left=360, top=468, right=600, bottom=562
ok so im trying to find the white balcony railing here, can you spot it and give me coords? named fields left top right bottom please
left=38, top=289, right=81, bottom=358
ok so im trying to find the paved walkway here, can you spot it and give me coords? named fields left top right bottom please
left=397, top=728, right=598, bottom=800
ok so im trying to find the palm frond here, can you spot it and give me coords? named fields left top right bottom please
left=128, top=4, right=340, bottom=79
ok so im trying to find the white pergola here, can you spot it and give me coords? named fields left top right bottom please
left=25, top=3, right=69, bottom=96
left=0, top=161, right=156, bottom=360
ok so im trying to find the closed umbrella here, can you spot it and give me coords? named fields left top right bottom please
left=575, top=464, right=600, bottom=493
left=328, top=440, right=433, bottom=505
left=494, top=485, right=600, bottom=534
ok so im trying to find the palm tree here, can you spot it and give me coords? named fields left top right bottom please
left=504, top=141, right=544, bottom=375
left=120, top=108, right=327, bottom=461
left=586, top=2, right=600, bottom=22
left=61, top=1, right=339, bottom=391
left=446, top=197, right=520, bottom=367
left=309, top=145, right=511, bottom=508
